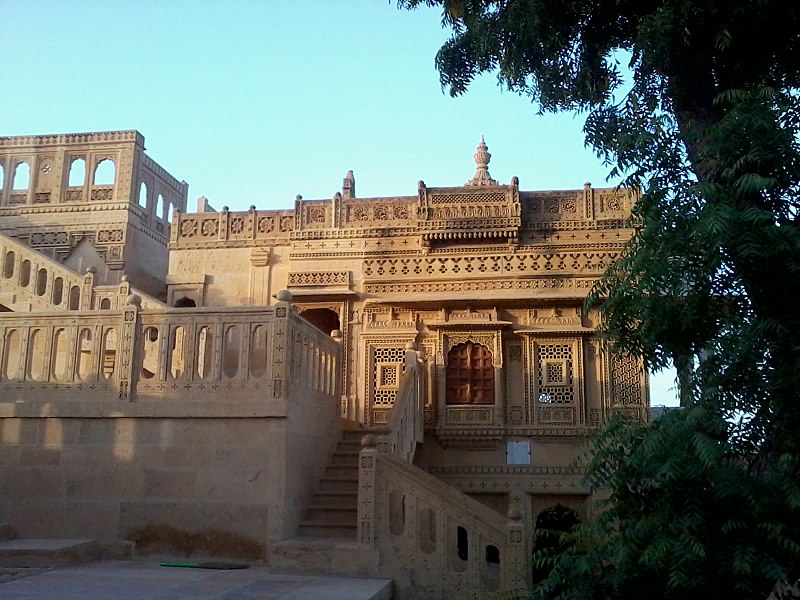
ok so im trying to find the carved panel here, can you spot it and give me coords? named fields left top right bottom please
left=610, top=351, right=646, bottom=406
left=362, top=252, right=619, bottom=280
left=446, top=406, right=494, bottom=425
left=525, top=337, right=584, bottom=428
left=287, top=271, right=349, bottom=287
left=364, top=277, right=598, bottom=295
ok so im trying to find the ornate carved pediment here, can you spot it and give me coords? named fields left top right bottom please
left=426, top=307, right=512, bottom=330
left=416, top=185, right=521, bottom=246
left=516, top=307, right=593, bottom=335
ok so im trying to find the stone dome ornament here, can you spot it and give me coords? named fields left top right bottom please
left=465, top=135, right=498, bottom=186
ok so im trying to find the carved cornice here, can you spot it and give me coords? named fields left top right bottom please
left=434, top=427, right=504, bottom=449
left=0, top=130, right=142, bottom=148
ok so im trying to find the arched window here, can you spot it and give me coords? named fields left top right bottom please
left=138, top=182, right=148, bottom=207
left=93, top=158, right=115, bottom=185
left=68, top=158, right=86, bottom=187
left=68, top=285, right=81, bottom=310
left=35, top=268, right=47, bottom=296
left=12, top=162, right=30, bottom=190
left=0, top=164, right=5, bottom=191
left=52, top=277, right=63, bottom=305
left=3, top=251, right=15, bottom=279
left=167, top=202, right=174, bottom=224
left=446, top=342, right=494, bottom=404
left=156, top=194, right=165, bottom=220
left=19, top=260, right=31, bottom=288
left=100, top=298, right=111, bottom=310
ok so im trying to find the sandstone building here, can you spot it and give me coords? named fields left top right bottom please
left=0, top=131, right=648, bottom=598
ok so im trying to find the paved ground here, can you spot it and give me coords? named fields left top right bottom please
left=0, top=558, right=393, bottom=600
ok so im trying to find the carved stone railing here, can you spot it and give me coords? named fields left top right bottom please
left=0, top=231, right=92, bottom=310
left=359, top=440, right=529, bottom=598
left=0, top=231, right=165, bottom=312
left=93, top=280, right=165, bottom=310
left=0, top=291, right=340, bottom=406
left=358, top=344, right=529, bottom=598
left=374, top=343, right=425, bottom=461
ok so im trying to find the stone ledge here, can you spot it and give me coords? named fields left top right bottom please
left=0, top=399, right=288, bottom=419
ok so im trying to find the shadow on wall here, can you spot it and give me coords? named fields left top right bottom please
left=0, top=412, right=268, bottom=559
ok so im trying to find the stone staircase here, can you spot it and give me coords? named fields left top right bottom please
left=270, top=427, right=381, bottom=576
left=297, top=428, right=364, bottom=539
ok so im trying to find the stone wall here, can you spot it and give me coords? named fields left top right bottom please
left=0, top=294, right=343, bottom=552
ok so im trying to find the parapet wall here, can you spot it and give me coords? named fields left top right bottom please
left=0, top=297, right=342, bottom=549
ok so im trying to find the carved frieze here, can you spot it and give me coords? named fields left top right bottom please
left=287, top=270, right=350, bottom=287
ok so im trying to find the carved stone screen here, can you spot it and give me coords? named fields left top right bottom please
left=445, top=342, right=494, bottom=405
left=370, top=346, right=406, bottom=424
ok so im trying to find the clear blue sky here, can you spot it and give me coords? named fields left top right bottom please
left=1, top=0, right=678, bottom=404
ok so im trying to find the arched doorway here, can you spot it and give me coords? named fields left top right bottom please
left=532, top=504, right=581, bottom=586
left=300, top=308, right=340, bottom=336
left=446, top=342, right=494, bottom=404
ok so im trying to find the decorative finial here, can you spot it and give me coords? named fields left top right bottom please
left=466, top=136, right=498, bottom=186
left=342, top=170, right=356, bottom=199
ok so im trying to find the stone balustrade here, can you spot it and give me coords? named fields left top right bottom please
left=0, top=231, right=166, bottom=312
left=0, top=293, right=340, bottom=408
left=358, top=345, right=529, bottom=598
left=0, top=232, right=92, bottom=310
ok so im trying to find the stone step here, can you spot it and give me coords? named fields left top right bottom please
left=269, top=537, right=380, bottom=578
left=306, top=505, right=357, bottom=523
left=336, top=440, right=362, bottom=454
left=330, top=451, right=360, bottom=466
left=319, top=477, right=358, bottom=492
left=297, top=521, right=357, bottom=538
left=311, top=491, right=358, bottom=508
left=325, top=464, right=358, bottom=478
left=0, top=539, right=101, bottom=568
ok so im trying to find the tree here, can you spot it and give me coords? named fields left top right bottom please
left=398, top=1, right=800, bottom=596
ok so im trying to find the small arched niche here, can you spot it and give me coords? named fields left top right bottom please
left=299, top=308, right=340, bottom=336
left=174, top=296, right=196, bottom=308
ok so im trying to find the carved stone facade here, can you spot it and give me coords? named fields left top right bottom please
left=166, top=136, right=649, bottom=524
left=0, top=132, right=648, bottom=596
left=0, top=130, right=188, bottom=299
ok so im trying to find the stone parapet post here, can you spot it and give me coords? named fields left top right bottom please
left=357, top=434, right=378, bottom=548
left=81, top=267, right=96, bottom=310
left=504, top=502, right=531, bottom=595
left=272, top=289, right=292, bottom=401
left=119, top=294, right=141, bottom=401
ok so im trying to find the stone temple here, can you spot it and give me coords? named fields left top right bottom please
left=0, top=130, right=648, bottom=598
